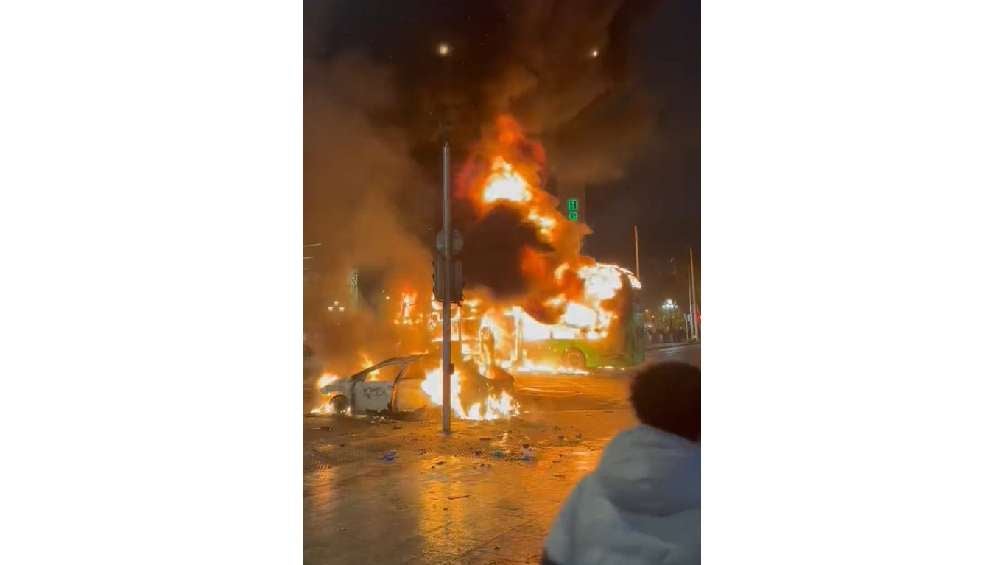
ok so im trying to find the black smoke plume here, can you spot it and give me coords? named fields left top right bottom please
left=460, top=205, right=553, bottom=299
left=304, top=0, right=662, bottom=353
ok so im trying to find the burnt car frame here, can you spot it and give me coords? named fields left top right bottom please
left=318, top=353, right=516, bottom=418
left=319, top=354, right=432, bottom=416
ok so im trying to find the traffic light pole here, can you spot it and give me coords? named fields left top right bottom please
left=689, top=247, right=699, bottom=341
left=441, top=141, right=452, bottom=435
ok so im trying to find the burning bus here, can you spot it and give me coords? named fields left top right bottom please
left=396, top=115, right=648, bottom=374
left=428, top=263, right=644, bottom=373
left=479, top=267, right=644, bottom=371
left=308, top=115, right=645, bottom=420
left=448, top=115, right=647, bottom=373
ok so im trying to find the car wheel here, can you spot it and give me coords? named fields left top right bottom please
left=563, top=349, right=586, bottom=371
left=329, top=395, right=350, bottom=415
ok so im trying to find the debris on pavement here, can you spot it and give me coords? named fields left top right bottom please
left=304, top=360, right=653, bottom=564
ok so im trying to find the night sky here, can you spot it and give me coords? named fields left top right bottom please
left=304, top=0, right=699, bottom=308
left=583, top=0, right=700, bottom=307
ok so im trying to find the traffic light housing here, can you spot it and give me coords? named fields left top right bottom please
left=433, top=254, right=463, bottom=304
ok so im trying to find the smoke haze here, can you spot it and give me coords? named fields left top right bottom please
left=304, top=1, right=665, bottom=359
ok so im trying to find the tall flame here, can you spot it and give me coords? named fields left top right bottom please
left=317, top=114, right=642, bottom=422
left=454, top=116, right=641, bottom=374
left=483, top=157, right=532, bottom=203
left=420, top=366, right=519, bottom=421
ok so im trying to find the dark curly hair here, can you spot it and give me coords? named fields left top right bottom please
left=629, top=361, right=700, bottom=442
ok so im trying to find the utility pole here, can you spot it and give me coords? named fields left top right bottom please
left=689, top=247, right=699, bottom=341
left=440, top=141, right=452, bottom=434
left=432, top=41, right=456, bottom=435
left=634, top=225, right=641, bottom=280
left=686, top=259, right=694, bottom=341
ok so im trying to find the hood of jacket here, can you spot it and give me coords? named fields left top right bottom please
left=594, top=424, right=700, bottom=516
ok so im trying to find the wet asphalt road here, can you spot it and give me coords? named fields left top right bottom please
left=304, top=344, right=699, bottom=564
left=647, top=342, right=702, bottom=367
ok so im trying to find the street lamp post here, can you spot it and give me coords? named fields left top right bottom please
left=440, top=141, right=452, bottom=435
left=634, top=225, right=641, bottom=280
left=437, top=41, right=453, bottom=435
left=689, top=248, right=699, bottom=341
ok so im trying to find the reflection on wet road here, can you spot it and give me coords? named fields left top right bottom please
left=304, top=344, right=698, bottom=564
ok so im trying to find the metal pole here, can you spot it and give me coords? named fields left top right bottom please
left=689, top=247, right=699, bottom=341
left=684, top=308, right=690, bottom=341
left=634, top=225, right=641, bottom=280
left=441, top=141, right=452, bottom=434
left=687, top=251, right=694, bottom=340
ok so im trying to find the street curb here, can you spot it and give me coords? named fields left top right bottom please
left=645, top=342, right=699, bottom=351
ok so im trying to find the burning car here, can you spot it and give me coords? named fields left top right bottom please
left=313, top=353, right=518, bottom=420
left=316, top=354, right=430, bottom=416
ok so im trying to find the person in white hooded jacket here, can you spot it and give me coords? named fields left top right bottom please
left=542, top=362, right=700, bottom=565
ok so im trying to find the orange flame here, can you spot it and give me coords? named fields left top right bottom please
left=420, top=366, right=519, bottom=421
left=483, top=157, right=532, bottom=203
left=446, top=115, right=643, bottom=375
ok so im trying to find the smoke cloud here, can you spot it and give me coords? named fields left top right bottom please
left=304, top=53, right=433, bottom=366
left=304, top=0, right=662, bottom=360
